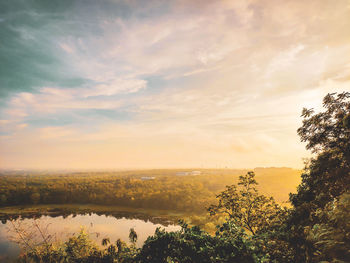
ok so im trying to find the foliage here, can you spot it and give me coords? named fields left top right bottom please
left=7, top=218, right=55, bottom=254
left=129, top=228, right=138, bottom=244
left=305, top=192, right=350, bottom=262
left=288, top=92, right=350, bottom=261
left=17, top=228, right=139, bottom=263
left=208, top=171, right=286, bottom=235
left=291, top=92, right=350, bottom=209
left=0, top=168, right=301, bottom=215
left=16, top=223, right=262, bottom=263
left=136, top=221, right=259, bottom=263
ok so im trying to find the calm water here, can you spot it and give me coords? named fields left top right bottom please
left=0, top=213, right=180, bottom=262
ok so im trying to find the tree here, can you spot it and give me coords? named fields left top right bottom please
left=0, top=194, right=7, bottom=205
left=288, top=92, right=350, bottom=262
left=30, top=192, right=41, bottom=204
left=64, top=228, right=99, bottom=261
left=305, top=192, right=350, bottom=262
left=129, top=228, right=138, bottom=244
left=102, top=238, right=110, bottom=246
left=208, top=171, right=285, bottom=235
left=137, top=222, right=258, bottom=263
left=291, top=92, right=350, bottom=209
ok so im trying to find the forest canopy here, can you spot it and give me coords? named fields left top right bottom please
left=0, top=168, right=300, bottom=213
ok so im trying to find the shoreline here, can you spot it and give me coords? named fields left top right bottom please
left=0, top=204, right=203, bottom=225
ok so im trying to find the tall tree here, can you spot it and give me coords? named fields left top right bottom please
left=291, top=92, right=350, bottom=209
left=208, top=172, right=285, bottom=235
left=289, top=92, right=350, bottom=262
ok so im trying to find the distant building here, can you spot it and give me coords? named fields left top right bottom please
left=141, top=176, right=155, bottom=180
left=176, top=171, right=201, bottom=176
left=176, top=172, right=189, bottom=176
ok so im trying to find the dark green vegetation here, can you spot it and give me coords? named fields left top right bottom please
left=8, top=92, right=350, bottom=262
left=288, top=92, right=350, bottom=262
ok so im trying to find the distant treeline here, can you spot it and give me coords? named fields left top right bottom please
left=0, top=168, right=300, bottom=212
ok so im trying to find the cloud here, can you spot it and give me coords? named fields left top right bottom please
left=0, top=1, right=88, bottom=98
left=0, top=120, right=11, bottom=125
left=81, top=79, right=147, bottom=97
left=1, top=0, right=350, bottom=169
left=38, top=126, right=77, bottom=139
left=59, top=43, right=75, bottom=54
left=3, top=77, right=146, bottom=120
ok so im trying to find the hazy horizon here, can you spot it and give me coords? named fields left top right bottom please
left=0, top=166, right=301, bottom=172
left=1, top=0, right=350, bottom=170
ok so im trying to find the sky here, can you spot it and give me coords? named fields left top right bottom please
left=0, top=0, right=349, bottom=170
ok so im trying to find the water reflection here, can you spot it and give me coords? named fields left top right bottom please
left=0, top=209, right=178, bottom=226
left=0, top=213, right=180, bottom=262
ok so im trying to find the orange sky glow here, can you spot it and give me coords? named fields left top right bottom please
left=0, top=0, right=349, bottom=169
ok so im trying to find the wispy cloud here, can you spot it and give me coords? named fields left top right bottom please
left=1, top=0, right=349, bottom=169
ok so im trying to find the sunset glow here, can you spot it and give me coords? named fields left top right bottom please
left=1, top=0, right=349, bottom=169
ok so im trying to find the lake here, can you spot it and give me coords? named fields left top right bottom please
left=0, top=213, right=180, bottom=262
